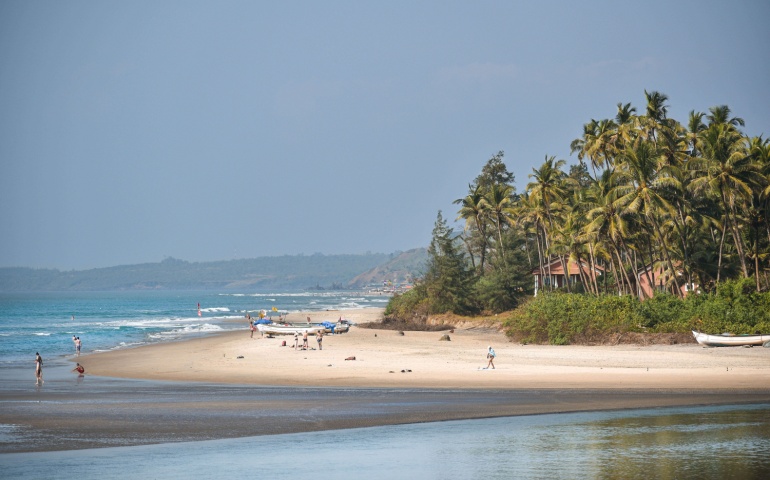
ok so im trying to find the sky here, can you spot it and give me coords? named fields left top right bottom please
left=1, top=1, right=769, bottom=270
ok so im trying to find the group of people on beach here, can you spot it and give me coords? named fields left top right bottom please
left=293, top=328, right=323, bottom=351
left=34, top=334, right=87, bottom=385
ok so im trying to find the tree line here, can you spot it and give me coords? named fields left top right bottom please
left=387, top=90, right=770, bottom=320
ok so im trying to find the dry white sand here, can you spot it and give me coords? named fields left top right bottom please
left=81, top=308, right=770, bottom=390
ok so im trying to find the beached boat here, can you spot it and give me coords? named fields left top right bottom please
left=256, top=320, right=350, bottom=335
left=692, top=330, right=770, bottom=347
left=257, top=323, right=325, bottom=336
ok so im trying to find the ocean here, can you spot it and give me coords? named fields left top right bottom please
left=0, top=290, right=389, bottom=368
left=1, top=291, right=769, bottom=478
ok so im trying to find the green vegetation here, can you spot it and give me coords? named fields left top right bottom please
left=387, top=91, right=770, bottom=340
left=505, top=279, right=770, bottom=345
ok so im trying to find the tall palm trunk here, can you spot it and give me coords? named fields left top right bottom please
left=611, top=242, right=633, bottom=294
left=588, top=243, right=600, bottom=295
left=649, top=215, right=682, bottom=297
left=716, top=224, right=727, bottom=285
left=721, top=188, right=749, bottom=278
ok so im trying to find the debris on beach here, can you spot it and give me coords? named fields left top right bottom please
left=439, top=334, right=451, bottom=341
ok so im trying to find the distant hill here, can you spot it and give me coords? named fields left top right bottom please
left=348, top=248, right=427, bottom=288
left=0, top=251, right=427, bottom=292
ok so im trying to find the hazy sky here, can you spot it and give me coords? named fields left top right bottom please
left=1, top=1, right=768, bottom=270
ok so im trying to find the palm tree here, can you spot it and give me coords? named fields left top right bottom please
left=747, top=136, right=770, bottom=290
left=612, top=140, right=684, bottom=296
left=454, top=184, right=490, bottom=273
left=583, top=171, right=636, bottom=295
left=642, top=90, right=669, bottom=146
left=687, top=110, right=707, bottom=156
left=707, top=105, right=745, bottom=130
left=691, top=123, right=759, bottom=280
left=513, top=191, right=549, bottom=279
left=527, top=156, right=575, bottom=291
left=614, top=101, right=639, bottom=153
left=484, top=184, right=515, bottom=262
left=571, top=118, right=618, bottom=179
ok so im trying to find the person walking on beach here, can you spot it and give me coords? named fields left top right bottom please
left=302, top=330, right=309, bottom=350
left=75, top=337, right=81, bottom=356
left=316, top=329, right=323, bottom=350
left=72, top=335, right=77, bottom=353
left=249, top=318, right=256, bottom=338
left=485, top=346, right=496, bottom=369
left=294, top=332, right=299, bottom=350
left=35, top=352, right=43, bottom=385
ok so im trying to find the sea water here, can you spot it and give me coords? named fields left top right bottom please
left=2, top=404, right=769, bottom=479
left=0, top=290, right=389, bottom=367
left=2, top=292, right=769, bottom=478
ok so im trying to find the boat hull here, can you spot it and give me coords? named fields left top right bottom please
left=257, top=324, right=325, bottom=336
left=692, top=330, right=770, bottom=347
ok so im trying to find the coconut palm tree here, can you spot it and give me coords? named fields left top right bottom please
left=690, top=123, right=759, bottom=280
left=512, top=191, right=550, bottom=279
left=484, top=184, right=515, bottom=262
left=527, top=156, right=576, bottom=291
left=583, top=171, right=637, bottom=295
left=707, top=105, right=745, bottom=130
left=642, top=90, right=669, bottom=146
left=687, top=110, right=707, bottom=156
left=571, top=118, right=618, bottom=179
left=612, top=139, right=684, bottom=296
left=454, top=184, right=490, bottom=274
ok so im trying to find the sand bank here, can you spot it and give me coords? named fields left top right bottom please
left=4, top=308, right=770, bottom=452
left=81, top=308, right=770, bottom=390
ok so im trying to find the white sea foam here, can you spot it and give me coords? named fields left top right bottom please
left=147, top=325, right=223, bottom=341
left=200, top=307, right=230, bottom=313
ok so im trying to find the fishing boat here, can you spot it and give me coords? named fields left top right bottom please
left=257, top=323, right=325, bottom=336
left=256, top=320, right=351, bottom=336
left=692, top=330, right=770, bottom=347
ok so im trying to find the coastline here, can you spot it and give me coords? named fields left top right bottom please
left=3, top=307, right=770, bottom=453
left=80, top=308, right=770, bottom=390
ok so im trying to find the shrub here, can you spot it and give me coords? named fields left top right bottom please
left=503, top=283, right=770, bottom=344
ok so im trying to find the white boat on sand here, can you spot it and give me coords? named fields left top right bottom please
left=692, top=330, right=770, bottom=347
left=257, top=323, right=324, bottom=336
left=256, top=320, right=351, bottom=336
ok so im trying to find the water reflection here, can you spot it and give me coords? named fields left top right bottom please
left=2, top=404, right=768, bottom=479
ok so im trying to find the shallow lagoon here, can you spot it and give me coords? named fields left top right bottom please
left=3, top=404, right=769, bottom=479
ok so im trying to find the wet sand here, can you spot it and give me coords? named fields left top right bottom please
left=2, top=308, right=770, bottom=452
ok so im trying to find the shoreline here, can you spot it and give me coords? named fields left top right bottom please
left=3, top=308, right=770, bottom=453
left=80, top=308, right=770, bottom=390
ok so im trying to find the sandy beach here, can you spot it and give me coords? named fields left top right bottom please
left=81, top=308, right=770, bottom=390
left=3, top=308, right=769, bottom=453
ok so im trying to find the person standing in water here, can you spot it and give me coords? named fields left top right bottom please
left=35, top=352, right=43, bottom=385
